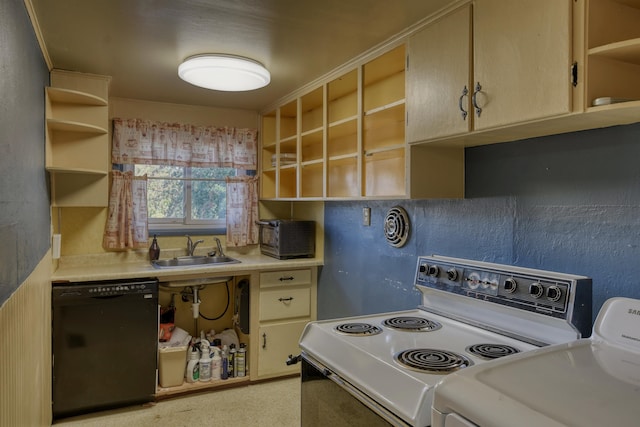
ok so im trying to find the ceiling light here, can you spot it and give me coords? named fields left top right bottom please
left=178, top=54, right=270, bottom=92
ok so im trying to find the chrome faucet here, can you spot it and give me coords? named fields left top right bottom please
left=214, top=237, right=225, bottom=257
left=209, top=237, right=224, bottom=256
left=186, top=235, right=204, bottom=256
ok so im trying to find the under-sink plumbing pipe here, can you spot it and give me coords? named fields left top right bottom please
left=191, top=286, right=201, bottom=319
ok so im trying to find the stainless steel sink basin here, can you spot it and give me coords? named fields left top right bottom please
left=152, top=255, right=241, bottom=269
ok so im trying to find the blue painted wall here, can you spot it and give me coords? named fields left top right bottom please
left=0, top=0, right=50, bottom=304
left=318, top=123, right=640, bottom=325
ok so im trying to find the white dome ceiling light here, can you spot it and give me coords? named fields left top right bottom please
left=178, top=54, right=271, bottom=91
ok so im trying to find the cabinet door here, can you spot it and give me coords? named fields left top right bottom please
left=257, top=320, right=308, bottom=378
left=406, top=6, right=472, bottom=143
left=473, top=0, right=572, bottom=130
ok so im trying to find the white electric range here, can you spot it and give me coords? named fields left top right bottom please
left=298, top=255, right=592, bottom=427
left=431, top=296, right=640, bottom=427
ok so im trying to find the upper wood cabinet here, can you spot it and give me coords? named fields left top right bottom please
left=259, top=44, right=464, bottom=201
left=46, top=71, right=110, bottom=207
left=473, top=0, right=572, bottom=129
left=407, top=0, right=574, bottom=144
left=583, top=0, right=640, bottom=117
left=406, top=5, right=472, bottom=142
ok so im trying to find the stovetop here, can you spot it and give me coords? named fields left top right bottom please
left=299, top=255, right=593, bottom=427
left=299, top=308, right=538, bottom=426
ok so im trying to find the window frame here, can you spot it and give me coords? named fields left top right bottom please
left=124, top=164, right=245, bottom=235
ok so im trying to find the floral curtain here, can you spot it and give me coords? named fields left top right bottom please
left=225, top=176, right=259, bottom=247
left=105, top=118, right=259, bottom=249
left=103, top=171, right=148, bottom=250
left=112, top=118, right=257, bottom=169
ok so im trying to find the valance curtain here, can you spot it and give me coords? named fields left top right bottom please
left=226, top=176, right=259, bottom=247
left=103, top=171, right=148, bottom=250
left=104, top=118, right=259, bottom=250
left=111, top=118, right=257, bottom=169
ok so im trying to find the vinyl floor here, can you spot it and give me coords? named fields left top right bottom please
left=53, top=377, right=300, bottom=427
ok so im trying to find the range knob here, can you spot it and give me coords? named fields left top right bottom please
left=419, top=264, right=427, bottom=273
left=504, top=278, right=517, bottom=293
left=546, top=285, right=562, bottom=302
left=427, top=265, right=439, bottom=276
left=529, top=282, right=544, bottom=299
left=447, top=268, right=458, bottom=281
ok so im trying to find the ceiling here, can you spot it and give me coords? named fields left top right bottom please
left=29, top=0, right=455, bottom=111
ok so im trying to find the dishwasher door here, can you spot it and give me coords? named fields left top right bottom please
left=52, top=278, right=158, bottom=419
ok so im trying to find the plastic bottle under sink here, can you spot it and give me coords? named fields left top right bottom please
left=185, top=345, right=200, bottom=383
left=199, top=340, right=212, bottom=382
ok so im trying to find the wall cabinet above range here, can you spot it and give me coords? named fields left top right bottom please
left=45, top=70, right=110, bottom=207
left=406, top=0, right=574, bottom=145
left=581, top=0, right=640, bottom=122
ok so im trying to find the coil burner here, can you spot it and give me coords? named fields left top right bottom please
left=335, top=323, right=383, bottom=336
left=382, top=316, right=442, bottom=332
left=394, top=349, right=472, bottom=374
left=466, top=343, right=521, bottom=360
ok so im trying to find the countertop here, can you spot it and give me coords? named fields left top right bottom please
left=52, top=253, right=323, bottom=283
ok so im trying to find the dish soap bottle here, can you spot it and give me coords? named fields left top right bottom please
left=148, top=234, right=160, bottom=261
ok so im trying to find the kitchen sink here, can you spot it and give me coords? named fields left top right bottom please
left=152, top=255, right=241, bottom=269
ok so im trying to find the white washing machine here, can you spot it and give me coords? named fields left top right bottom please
left=432, top=297, right=640, bottom=427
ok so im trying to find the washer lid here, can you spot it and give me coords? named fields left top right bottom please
left=432, top=298, right=640, bottom=427
left=593, top=297, right=640, bottom=352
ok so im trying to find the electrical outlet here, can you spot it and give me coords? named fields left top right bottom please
left=363, top=207, right=371, bottom=226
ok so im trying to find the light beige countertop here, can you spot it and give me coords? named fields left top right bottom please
left=52, top=252, right=323, bottom=283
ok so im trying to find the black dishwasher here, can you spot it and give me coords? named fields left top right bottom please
left=52, top=278, right=158, bottom=419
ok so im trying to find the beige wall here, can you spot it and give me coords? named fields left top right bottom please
left=57, top=98, right=260, bottom=257
left=0, top=253, right=52, bottom=426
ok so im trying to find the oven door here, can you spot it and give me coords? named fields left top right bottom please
left=301, top=354, right=410, bottom=427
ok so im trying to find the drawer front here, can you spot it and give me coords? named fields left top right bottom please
left=260, top=269, right=311, bottom=288
left=260, top=287, right=311, bottom=321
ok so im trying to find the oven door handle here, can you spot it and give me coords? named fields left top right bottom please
left=307, top=356, right=410, bottom=427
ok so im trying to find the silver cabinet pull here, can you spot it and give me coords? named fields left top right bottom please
left=472, top=82, right=483, bottom=117
left=458, top=85, right=469, bottom=120
left=278, top=297, right=294, bottom=302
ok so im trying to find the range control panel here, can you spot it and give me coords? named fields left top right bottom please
left=415, top=256, right=576, bottom=317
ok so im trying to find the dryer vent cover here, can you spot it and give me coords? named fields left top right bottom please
left=384, top=206, right=410, bottom=248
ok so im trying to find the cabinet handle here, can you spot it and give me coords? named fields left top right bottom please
left=262, top=332, right=267, bottom=349
left=279, top=276, right=295, bottom=281
left=278, top=297, right=294, bottom=303
left=472, top=82, right=483, bottom=117
left=571, top=62, right=578, bottom=87
left=458, top=85, right=469, bottom=120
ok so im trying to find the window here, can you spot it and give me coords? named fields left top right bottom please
left=131, top=164, right=241, bottom=232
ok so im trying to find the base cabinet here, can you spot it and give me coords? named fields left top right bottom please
left=253, top=268, right=317, bottom=380
left=257, top=320, right=309, bottom=378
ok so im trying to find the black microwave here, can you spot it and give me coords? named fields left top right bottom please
left=256, top=220, right=315, bottom=259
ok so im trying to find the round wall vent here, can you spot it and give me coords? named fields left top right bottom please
left=384, top=206, right=410, bottom=248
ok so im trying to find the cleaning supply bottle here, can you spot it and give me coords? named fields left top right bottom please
left=148, top=234, right=160, bottom=261
left=221, top=345, right=229, bottom=380
left=235, top=343, right=246, bottom=377
left=199, top=340, right=212, bottom=382
left=228, top=344, right=236, bottom=378
left=211, top=348, right=221, bottom=380
left=185, top=345, right=200, bottom=383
